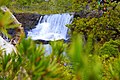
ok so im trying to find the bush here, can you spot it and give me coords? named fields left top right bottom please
left=99, top=39, right=120, bottom=57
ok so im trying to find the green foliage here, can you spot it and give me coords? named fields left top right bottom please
left=67, top=35, right=102, bottom=80
left=0, top=7, right=20, bottom=38
left=0, top=38, right=66, bottom=80
left=109, top=57, right=120, bottom=80
left=50, top=41, right=67, bottom=63
left=16, top=38, right=65, bottom=80
left=0, top=35, right=104, bottom=80
left=68, top=2, right=120, bottom=42
left=99, top=39, right=120, bottom=57
left=8, top=0, right=97, bottom=14
left=0, top=0, right=10, bottom=6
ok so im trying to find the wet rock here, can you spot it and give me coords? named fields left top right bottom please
left=74, top=10, right=87, bottom=18
left=7, top=13, right=41, bottom=37
left=13, top=13, right=41, bottom=30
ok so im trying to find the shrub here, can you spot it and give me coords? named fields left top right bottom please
left=99, top=39, right=120, bottom=57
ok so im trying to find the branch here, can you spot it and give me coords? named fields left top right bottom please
left=0, top=6, right=25, bottom=44
left=0, top=6, right=22, bottom=27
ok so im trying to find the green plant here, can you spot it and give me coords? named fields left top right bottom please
left=109, top=56, right=120, bottom=80
left=0, top=38, right=67, bottom=80
left=16, top=38, right=65, bottom=80
left=0, top=0, right=10, bottom=6
left=0, top=11, right=19, bottom=38
left=68, top=2, right=120, bottom=43
left=50, top=41, right=67, bottom=62
left=67, top=35, right=103, bottom=80
left=99, top=39, right=120, bottom=57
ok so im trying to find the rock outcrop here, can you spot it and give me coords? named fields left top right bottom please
left=14, top=13, right=41, bottom=30
left=7, top=13, right=41, bottom=37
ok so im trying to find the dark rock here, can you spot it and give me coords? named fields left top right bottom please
left=35, top=40, right=49, bottom=44
left=74, top=10, right=104, bottom=18
left=7, top=28, right=16, bottom=36
left=13, top=13, right=41, bottom=30
left=74, top=10, right=87, bottom=18
left=7, top=13, right=41, bottom=37
left=86, top=10, right=98, bottom=18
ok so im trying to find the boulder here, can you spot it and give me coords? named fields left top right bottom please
left=13, top=13, right=41, bottom=30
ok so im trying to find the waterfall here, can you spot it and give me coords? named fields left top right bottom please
left=0, top=36, right=16, bottom=54
left=27, top=13, right=73, bottom=41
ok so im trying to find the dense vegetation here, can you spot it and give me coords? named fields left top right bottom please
left=8, top=0, right=94, bottom=14
left=0, top=0, right=120, bottom=80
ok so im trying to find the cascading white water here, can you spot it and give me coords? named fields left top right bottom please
left=27, top=13, right=73, bottom=41
left=0, top=36, right=16, bottom=54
